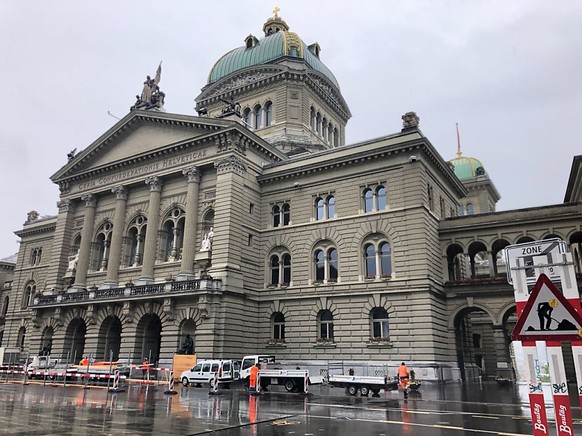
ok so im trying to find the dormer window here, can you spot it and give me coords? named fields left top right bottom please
left=308, top=43, right=321, bottom=58
left=245, top=35, right=259, bottom=49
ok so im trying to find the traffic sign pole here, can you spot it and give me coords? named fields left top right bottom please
left=546, top=342, right=575, bottom=436
left=509, top=256, right=550, bottom=436
left=558, top=253, right=582, bottom=411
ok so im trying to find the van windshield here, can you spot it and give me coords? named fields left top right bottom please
left=242, top=359, right=254, bottom=370
left=192, top=364, right=202, bottom=371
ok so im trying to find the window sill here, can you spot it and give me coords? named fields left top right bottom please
left=266, top=343, right=287, bottom=349
left=366, top=341, right=393, bottom=348
left=313, top=342, right=336, bottom=348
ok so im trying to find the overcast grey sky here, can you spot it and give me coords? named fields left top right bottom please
left=1, top=1, right=581, bottom=258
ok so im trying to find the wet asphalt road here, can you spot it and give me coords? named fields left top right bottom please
left=0, top=378, right=580, bottom=435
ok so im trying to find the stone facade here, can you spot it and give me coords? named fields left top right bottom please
left=2, top=13, right=582, bottom=382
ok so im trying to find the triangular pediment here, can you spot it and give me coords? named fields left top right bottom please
left=52, top=111, right=233, bottom=182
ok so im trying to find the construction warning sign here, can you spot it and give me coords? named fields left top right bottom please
left=512, top=274, right=582, bottom=342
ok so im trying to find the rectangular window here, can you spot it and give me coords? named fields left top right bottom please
left=248, top=234, right=253, bottom=246
left=249, top=203, right=254, bottom=214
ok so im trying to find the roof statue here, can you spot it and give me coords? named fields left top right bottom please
left=131, top=62, right=166, bottom=112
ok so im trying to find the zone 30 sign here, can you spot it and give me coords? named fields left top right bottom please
left=503, top=238, right=567, bottom=285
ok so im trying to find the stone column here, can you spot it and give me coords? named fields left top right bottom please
left=73, top=194, right=97, bottom=289
left=492, top=325, right=513, bottom=379
left=103, top=186, right=128, bottom=288
left=139, top=176, right=163, bottom=284
left=178, top=167, right=200, bottom=280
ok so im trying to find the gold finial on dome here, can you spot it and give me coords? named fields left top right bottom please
left=263, top=7, right=289, bottom=35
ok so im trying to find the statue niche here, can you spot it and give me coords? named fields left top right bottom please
left=177, top=333, right=194, bottom=355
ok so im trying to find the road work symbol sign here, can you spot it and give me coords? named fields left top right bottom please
left=512, top=274, right=582, bottom=341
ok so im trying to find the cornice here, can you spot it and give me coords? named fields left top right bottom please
left=257, top=134, right=466, bottom=196
left=14, top=220, right=57, bottom=238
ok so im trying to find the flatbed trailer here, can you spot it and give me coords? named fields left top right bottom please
left=258, top=369, right=323, bottom=392
left=328, top=374, right=398, bottom=396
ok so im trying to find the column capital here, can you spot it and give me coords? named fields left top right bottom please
left=215, top=155, right=247, bottom=176
left=182, top=167, right=200, bottom=183
left=57, top=199, right=74, bottom=213
left=81, top=193, right=97, bottom=208
left=145, top=176, right=163, bottom=192
left=112, top=185, right=128, bottom=200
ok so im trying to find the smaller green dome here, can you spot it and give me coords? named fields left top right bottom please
left=449, top=156, right=487, bottom=180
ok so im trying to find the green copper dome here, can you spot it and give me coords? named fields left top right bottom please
left=207, top=21, right=340, bottom=89
left=449, top=156, right=487, bottom=180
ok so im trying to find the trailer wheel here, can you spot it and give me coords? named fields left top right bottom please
left=181, top=377, right=189, bottom=387
left=360, top=386, right=370, bottom=396
left=284, top=379, right=296, bottom=392
left=347, top=384, right=358, bottom=396
left=371, top=388, right=380, bottom=395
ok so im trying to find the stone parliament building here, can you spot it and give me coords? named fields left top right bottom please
left=1, top=11, right=581, bottom=382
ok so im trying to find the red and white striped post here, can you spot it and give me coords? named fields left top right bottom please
left=209, top=363, right=222, bottom=396
left=108, top=370, right=125, bottom=393
left=164, top=370, right=177, bottom=395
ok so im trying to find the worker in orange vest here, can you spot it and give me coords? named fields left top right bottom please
left=141, top=358, right=150, bottom=380
left=249, top=363, right=259, bottom=392
left=80, top=356, right=89, bottom=367
left=398, top=362, right=410, bottom=399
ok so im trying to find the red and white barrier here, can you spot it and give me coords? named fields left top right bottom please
left=164, top=370, right=177, bottom=395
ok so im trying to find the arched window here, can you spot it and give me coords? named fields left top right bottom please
left=328, top=124, right=333, bottom=144
left=310, top=107, right=315, bottom=129
left=322, top=118, right=328, bottom=141
left=93, top=222, right=113, bottom=271
left=243, top=108, right=251, bottom=129
left=314, top=249, right=325, bottom=282
left=282, top=204, right=291, bottom=226
left=376, top=186, right=387, bottom=210
left=22, top=281, right=36, bottom=308
left=272, top=203, right=291, bottom=227
left=318, top=310, right=334, bottom=341
left=316, top=112, right=321, bottom=135
left=253, top=104, right=262, bottom=129
left=314, top=195, right=335, bottom=221
left=17, top=326, right=26, bottom=351
left=264, top=101, right=272, bottom=127
left=362, top=238, right=392, bottom=279
left=371, top=307, right=389, bottom=340
left=272, top=312, right=285, bottom=342
left=327, top=195, right=336, bottom=218
left=315, top=197, right=325, bottom=221
left=379, top=242, right=392, bottom=277
left=270, top=255, right=280, bottom=285
left=161, top=207, right=186, bottom=262
left=328, top=248, right=338, bottom=281
left=269, top=251, right=292, bottom=287
left=364, top=243, right=376, bottom=277
left=333, top=127, right=339, bottom=146
left=126, top=215, right=147, bottom=267
left=363, top=188, right=374, bottom=213
left=2, top=296, right=9, bottom=316
left=272, top=205, right=281, bottom=228
left=466, top=203, right=474, bottom=215
left=313, top=244, right=339, bottom=284
left=363, top=185, right=386, bottom=213
left=30, top=248, right=42, bottom=266
left=282, top=254, right=291, bottom=284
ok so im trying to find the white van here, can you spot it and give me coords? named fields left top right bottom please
left=180, top=359, right=235, bottom=388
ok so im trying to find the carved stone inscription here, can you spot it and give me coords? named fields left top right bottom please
left=75, top=149, right=207, bottom=193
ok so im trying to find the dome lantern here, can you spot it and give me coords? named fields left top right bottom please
left=263, top=7, right=290, bottom=36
